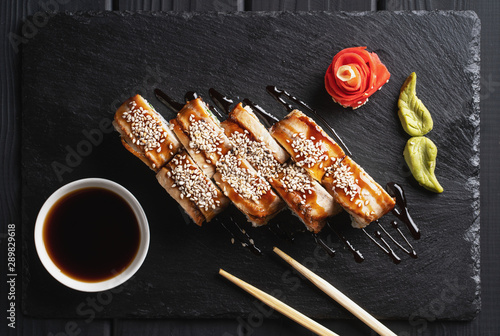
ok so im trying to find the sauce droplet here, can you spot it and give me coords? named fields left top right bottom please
left=218, top=216, right=262, bottom=256
left=154, top=88, right=184, bottom=112
left=386, top=182, right=420, bottom=240
left=312, top=233, right=336, bottom=258
left=209, top=88, right=234, bottom=115
left=377, top=220, right=417, bottom=259
left=362, top=228, right=401, bottom=264
left=327, top=223, right=364, bottom=263
left=184, top=91, right=199, bottom=102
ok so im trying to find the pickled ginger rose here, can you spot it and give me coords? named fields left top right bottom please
left=325, top=47, right=390, bottom=109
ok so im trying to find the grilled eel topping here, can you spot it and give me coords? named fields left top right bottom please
left=175, top=98, right=284, bottom=226
left=222, top=103, right=340, bottom=233
left=156, top=151, right=229, bottom=225
left=271, top=110, right=395, bottom=229
left=113, top=94, right=181, bottom=171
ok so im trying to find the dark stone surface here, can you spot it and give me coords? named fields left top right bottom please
left=22, top=11, right=480, bottom=320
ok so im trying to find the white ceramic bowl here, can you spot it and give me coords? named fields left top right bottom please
left=34, top=178, right=149, bottom=292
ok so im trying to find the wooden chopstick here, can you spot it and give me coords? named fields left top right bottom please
left=273, top=247, right=397, bottom=336
left=219, top=269, right=339, bottom=336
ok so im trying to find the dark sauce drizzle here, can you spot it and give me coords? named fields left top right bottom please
left=266, top=85, right=294, bottom=112
left=386, top=182, right=420, bottom=240
left=184, top=91, right=199, bottom=102
left=209, top=88, right=234, bottom=115
left=265, top=86, right=352, bottom=157
left=219, top=216, right=262, bottom=256
left=153, top=89, right=419, bottom=262
left=312, top=233, right=336, bottom=258
left=327, top=223, right=364, bottom=263
left=377, top=221, right=417, bottom=259
left=362, top=228, right=401, bottom=264
left=154, top=88, right=184, bottom=113
left=242, top=98, right=279, bottom=129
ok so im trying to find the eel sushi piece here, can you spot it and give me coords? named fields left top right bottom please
left=221, top=103, right=341, bottom=233
left=322, top=155, right=395, bottom=228
left=226, top=103, right=290, bottom=164
left=270, top=110, right=345, bottom=182
left=156, top=150, right=230, bottom=226
left=113, top=94, right=181, bottom=171
left=170, top=118, right=216, bottom=179
left=271, top=109, right=395, bottom=229
left=174, top=98, right=284, bottom=226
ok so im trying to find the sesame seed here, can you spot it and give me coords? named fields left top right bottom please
left=123, top=101, right=168, bottom=153
left=278, top=163, right=314, bottom=195
left=290, top=132, right=326, bottom=168
left=324, top=157, right=359, bottom=200
left=216, top=151, right=271, bottom=201
left=187, top=117, right=225, bottom=156
left=169, top=154, right=220, bottom=212
left=228, top=131, right=281, bottom=181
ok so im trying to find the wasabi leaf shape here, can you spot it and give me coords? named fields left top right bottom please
left=404, top=136, right=443, bottom=193
left=398, top=72, right=433, bottom=136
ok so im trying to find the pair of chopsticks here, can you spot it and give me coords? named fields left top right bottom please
left=220, top=247, right=397, bottom=336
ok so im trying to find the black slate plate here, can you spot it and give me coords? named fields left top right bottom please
left=22, top=11, right=480, bottom=320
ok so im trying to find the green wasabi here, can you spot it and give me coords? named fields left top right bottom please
left=398, top=72, right=433, bottom=136
left=404, top=136, right=443, bottom=193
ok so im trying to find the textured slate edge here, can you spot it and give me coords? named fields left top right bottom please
left=462, top=9, right=481, bottom=317
left=409, top=9, right=482, bottom=319
left=364, top=9, right=482, bottom=320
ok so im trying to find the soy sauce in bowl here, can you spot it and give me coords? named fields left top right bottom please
left=35, top=178, right=149, bottom=292
left=43, top=187, right=140, bottom=283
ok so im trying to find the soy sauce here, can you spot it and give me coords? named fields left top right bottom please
left=43, top=187, right=140, bottom=283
